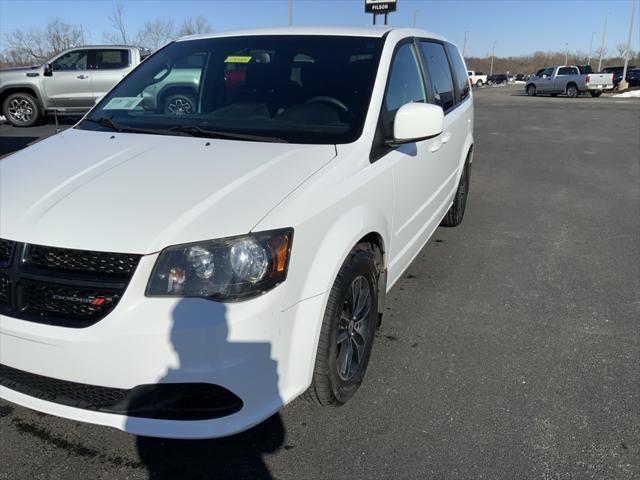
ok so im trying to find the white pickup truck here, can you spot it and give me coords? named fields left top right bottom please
left=467, top=70, right=487, bottom=87
left=525, top=65, right=614, bottom=98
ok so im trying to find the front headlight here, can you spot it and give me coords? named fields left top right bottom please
left=146, top=228, right=293, bottom=301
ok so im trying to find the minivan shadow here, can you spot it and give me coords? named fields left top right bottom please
left=129, top=299, right=285, bottom=480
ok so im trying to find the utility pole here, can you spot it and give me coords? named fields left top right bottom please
left=619, top=0, right=637, bottom=91
left=565, top=43, right=569, bottom=65
left=489, top=41, right=496, bottom=76
left=597, top=14, right=608, bottom=72
left=412, top=10, right=419, bottom=28
left=463, top=31, right=469, bottom=58
left=288, top=0, right=293, bottom=26
left=587, top=31, right=596, bottom=66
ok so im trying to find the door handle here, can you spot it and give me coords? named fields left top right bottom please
left=77, top=74, right=88, bottom=79
left=441, top=132, right=452, bottom=144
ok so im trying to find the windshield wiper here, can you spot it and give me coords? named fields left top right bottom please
left=85, top=116, right=125, bottom=132
left=84, top=117, right=168, bottom=136
left=83, top=119, right=287, bottom=143
left=169, top=125, right=288, bottom=143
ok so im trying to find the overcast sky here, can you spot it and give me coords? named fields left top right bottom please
left=0, top=0, right=637, bottom=57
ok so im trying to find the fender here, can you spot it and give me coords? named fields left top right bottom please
left=299, top=205, right=389, bottom=304
left=0, top=83, right=44, bottom=108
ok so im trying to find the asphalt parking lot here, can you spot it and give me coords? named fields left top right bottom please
left=0, top=84, right=638, bottom=479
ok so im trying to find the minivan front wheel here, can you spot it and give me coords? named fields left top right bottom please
left=305, top=243, right=380, bottom=406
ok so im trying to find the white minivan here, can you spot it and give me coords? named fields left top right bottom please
left=0, top=26, right=474, bottom=439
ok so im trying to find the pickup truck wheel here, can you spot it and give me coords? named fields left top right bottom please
left=3, top=92, right=41, bottom=127
left=476, top=80, right=483, bottom=87
left=590, top=91, right=602, bottom=97
left=304, top=243, right=379, bottom=406
left=441, top=158, right=471, bottom=227
left=526, top=85, right=536, bottom=96
left=566, top=84, right=578, bottom=98
left=487, top=80, right=493, bottom=86
left=163, top=93, right=196, bottom=115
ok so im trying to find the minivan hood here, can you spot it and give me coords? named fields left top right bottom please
left=0, top=129, right=336, bottom=253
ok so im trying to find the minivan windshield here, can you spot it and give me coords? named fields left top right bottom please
left=78, top=35, right=383, bottom=144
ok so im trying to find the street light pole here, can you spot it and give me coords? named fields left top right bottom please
left=288, top=0, right=293, bottom=26
left=489, top=41, right=496, bottom=76
left=412, top=10, right=419, bottom=27
left=587, top=31, right=596, bottom=66
left=463, top=31, right=469, bottom=58
left=597, top=14, right=608, bottom=72
left=619, top=0, right=637, bottom=91
left=565, top=42, right=568, bottom=65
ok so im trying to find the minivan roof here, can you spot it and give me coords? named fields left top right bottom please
left=177, top=26, right=446, bottom=42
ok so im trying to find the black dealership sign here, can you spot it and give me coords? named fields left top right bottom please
left=365, top=0, right=397, bottom=13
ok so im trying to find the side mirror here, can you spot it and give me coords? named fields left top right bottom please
left=390, top=103, right=444, bottom=145
left=43, top=64, right=53, bottom=77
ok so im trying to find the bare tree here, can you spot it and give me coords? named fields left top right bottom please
left=136, top=19, right=174, bottom=51
left=104, top=3, right=129, bottom=44
left=616, top=43, right=629, bottom=58
left=2, top=18, right=87, bottom=65
left=177, top=16, right=212, bottom=37
left=45, top=18, right=87, bottom=52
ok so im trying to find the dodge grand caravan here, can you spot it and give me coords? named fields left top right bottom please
left=0, top=27, right=474, bottom=439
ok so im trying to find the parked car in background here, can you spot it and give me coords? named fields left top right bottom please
left=467, top=70, right=487, bottom=87
left=626, top=68, right=640, bottom=87
left=603, top=65, right=639, bottom=90
left=0, top=26, right=475, bottom=440
left=0, top=45, right=150, bottom=127
left=515, top=74, right=526, bottom=81
left=486, top=73, right=508, bottom=85
left=525, top=65, right=614, bottom=97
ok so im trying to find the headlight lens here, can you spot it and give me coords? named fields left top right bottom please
left=146, top=228, right=293, bottom=301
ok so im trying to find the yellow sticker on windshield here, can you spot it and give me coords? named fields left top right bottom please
left=224, top=55, right=252, bottom=63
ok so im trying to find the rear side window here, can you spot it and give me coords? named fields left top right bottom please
left=445, top=42, right=470, bottom=103
left=419, top=41, right=455, bottom=111
left=93, top=49, right=130, bottom=70
left=557, top=67, right=577, bottom=76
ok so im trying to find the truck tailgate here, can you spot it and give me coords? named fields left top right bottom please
left=587, top=73, right=614, bottom=88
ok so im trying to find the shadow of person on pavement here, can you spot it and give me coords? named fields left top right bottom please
left=126, top=299, right=285, bottom=480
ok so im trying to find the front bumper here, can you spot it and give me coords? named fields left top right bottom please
left=0, top=254, right=327, bottom=439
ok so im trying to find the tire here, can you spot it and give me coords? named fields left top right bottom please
left=440, top=157, right=471, bottom=227
left=476, top=80, right=483, bottom=87
left=2, top=92, right=41, bottom=127
left=487, top=80, right=494, bottom=86
left=304, top=243, right=380, bottom=406
left=566, top=84, right=578, bottom=98
left=526, top=84, right=536, bottom=96
left=163, top=93, right=196, bottom=115
left=590, top=91, right=602, bottom=97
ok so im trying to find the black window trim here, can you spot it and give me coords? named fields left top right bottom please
left=369, top=37, right=432, bottom=163
left=444, top=41, right=471, bottom=105
left=416, top=38, right=470, bottom=115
